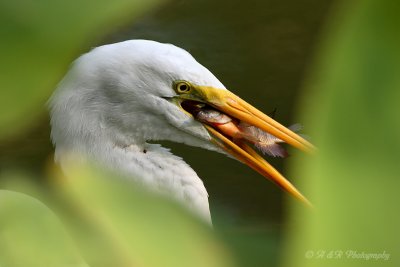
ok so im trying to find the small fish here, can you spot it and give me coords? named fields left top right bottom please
left=238, top=122, right=302, bottom=158
left=196, top=108, right=302, bottom=158
left=195, top=108, right=242, bottom=139
left=195, top=108, right=232, bottom=125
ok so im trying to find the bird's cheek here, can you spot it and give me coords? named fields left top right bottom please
left=163, top=108, right=210, bottom=141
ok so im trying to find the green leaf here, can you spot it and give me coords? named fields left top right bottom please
left=0, top=190, right=87, bottom=267
left=56, top=164, right=236, bottom=267
left=0, top=0, right=161, bottom=140
left=284, top=1, right=400, bottom=267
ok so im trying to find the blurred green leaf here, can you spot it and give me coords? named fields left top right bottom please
left=56, top=164, right=236, bottom=267
left=0, top=0, right=161, bottom=140
left=0, top=164, right=235, bottom=267
left=284, top=1, right=400, bottom=267
left=0, top=189, right=87, bottom=267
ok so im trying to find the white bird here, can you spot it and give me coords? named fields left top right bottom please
left=49, top=40, right=314, bottom=224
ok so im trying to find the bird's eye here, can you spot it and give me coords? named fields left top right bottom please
left=175, top=81, right=192, bottom=94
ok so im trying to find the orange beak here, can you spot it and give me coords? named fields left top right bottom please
left=177, top=84, right=315, bottom=207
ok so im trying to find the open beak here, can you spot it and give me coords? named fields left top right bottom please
left=176, top=84, right=315, bottom=207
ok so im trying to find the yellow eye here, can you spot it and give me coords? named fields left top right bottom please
left=175, top=81, right=192, bottom=93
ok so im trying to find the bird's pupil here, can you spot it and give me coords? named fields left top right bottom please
left=180, top=84, right=188, bottom=91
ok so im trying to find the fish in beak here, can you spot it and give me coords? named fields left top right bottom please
left=172, top=80, right=315, bottom=207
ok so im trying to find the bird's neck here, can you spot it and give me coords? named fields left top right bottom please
left=57, top=135, right=211, bottom=224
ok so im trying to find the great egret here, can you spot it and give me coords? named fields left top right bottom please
left=49, top=40, right=314, bottom=224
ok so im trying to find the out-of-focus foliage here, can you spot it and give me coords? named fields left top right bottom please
left=0, top=0, right=160, bottom=140
left=284, top=1, right=400, bottom=267
left=0, top=166, right=235, bottom=267
left=0, top=188, right=87, bottom=267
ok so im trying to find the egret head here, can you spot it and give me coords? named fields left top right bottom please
left=49, top=40, right=314, bottom=205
